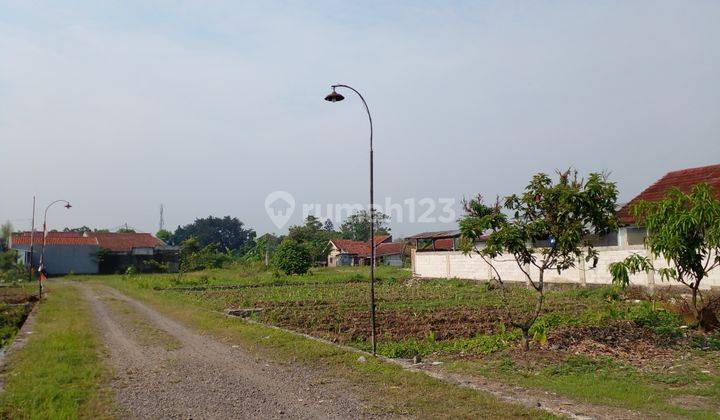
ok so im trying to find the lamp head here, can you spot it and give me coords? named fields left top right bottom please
left=324, top=87, right=344, bottom=102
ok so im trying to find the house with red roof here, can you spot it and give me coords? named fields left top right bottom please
left=616, top=163, right=720, bottom=246
left=327, top=235, right=405, bottom=267
left=10, top=231, right=178, bottom=275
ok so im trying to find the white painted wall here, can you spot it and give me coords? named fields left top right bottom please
left=412, top=247, right=720, bottom=289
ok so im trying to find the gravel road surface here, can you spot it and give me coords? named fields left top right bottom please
left=78, top=283, right=370, bottom=419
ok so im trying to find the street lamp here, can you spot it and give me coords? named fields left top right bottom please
left=324, top=84, right=377, bottom=355
left=38, top=199, right=71, bottom=298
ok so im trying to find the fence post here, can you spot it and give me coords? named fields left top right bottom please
left=579, top=257, right=587, bottom=288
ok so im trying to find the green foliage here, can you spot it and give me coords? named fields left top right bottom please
left=1, top=220, right=13, bottom=250
left=340, top=210, right=391, bottom=242
left=63, top=226, right=92, bottom=234
left=172, top=215, right=255, bottom=253
left=1, top=302, right=31, bottom=348
left=179, top=238, right=232, bottom=272
left=156, top=229, right=173, bottom=243
left=376, top=331, right=519, bottom=358
left=627, top=302, right=682, bottom=336
left=611, top=183, right=720, bottom=326
left=0, top=249, right=25, bottom=283
left=242, top=233, right=282, bottom=263
left=287, top=215, right=336, bottom=264
left=609, top=253, right=653, bottom=288
left=272, top=240, right=312, bottom=275
left=460, top=170, right=619, bottom=344
left=690, top=335, right=720, bottom=351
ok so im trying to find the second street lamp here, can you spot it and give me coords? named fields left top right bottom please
left=324, top=83, right=377, bottom=356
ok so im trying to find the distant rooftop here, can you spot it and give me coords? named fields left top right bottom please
left=618, top=163, right=720, bottom=225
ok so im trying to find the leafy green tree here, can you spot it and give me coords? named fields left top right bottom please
left=272, top=239, right=312, bottom=275
left=243, top=233, right=283, bottom=264
left=323, top=219, right=335, bottom=232
left=288, top=215, right=335, bottom=264
left=172, top=216, right=255, bottom=253
left=156, top=229, right=173, bottom=244
left=340, top=210, right=390, bottom=242
left=1, top=221, right=14, bottom=251
left=63, top=226, right=92, bottom=233
left=460, top=170, right=618, bottom=350
left=610, top=183, right=720, bottom=330
left=178, top=238, right=230, bottom=272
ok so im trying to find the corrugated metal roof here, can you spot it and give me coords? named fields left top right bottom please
left=405, top=230, right=460, bottom=240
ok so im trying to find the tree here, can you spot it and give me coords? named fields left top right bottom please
left=610, top=183, right=720, bottom=330
left=156, top=229, right=173, bottom=244
left=243, top=233, right=283, bottom=264
left=340, top=210, right=390, bottom=242
left=63, top=226, right=91, bottom=233
left=460, top=170, right=618, bottom=350
left=287, top=215, right=334, bottom=264
left=1, top=221, right=12, bottom=251
left=272, top=239, right=312, bottom=275
left=172, top=216, right=255, bottom=253
left=323, top=219, right=335, bottom=232
left=178, top=237, right=230, bottom=272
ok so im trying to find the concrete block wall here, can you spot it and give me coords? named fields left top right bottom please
left=412, top=247, right=720, bottom=289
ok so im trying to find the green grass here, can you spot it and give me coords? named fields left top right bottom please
left=0, top=283, right=116, bottom=419
left=68, top=265, right=720, bottom=417
left=83, top=274, right=551, bottom=418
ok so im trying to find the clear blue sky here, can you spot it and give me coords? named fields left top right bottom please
left=1, top=1, right=719, bottom=237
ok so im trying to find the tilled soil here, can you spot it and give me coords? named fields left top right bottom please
left=262, top=306, right=510, bottom=342
left=77, top=283, right=371, bottom=419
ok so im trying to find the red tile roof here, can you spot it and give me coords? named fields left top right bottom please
left=373, top=235, right=391, bottom=245
left=618, top=164, right=720, bottom=225
left=93, top=233, right=162, bottom=252
left=11, top=231, right=161, bottom=251
left=330, top=237, right=404, bottom=257
left=330, top=239, right=370, bottom=256
left=11, top=233, right=98, bottom=246
left=375, top=242, right=404, bottom=256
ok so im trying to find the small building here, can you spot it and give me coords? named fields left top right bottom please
left=617, top=163, right=720, bottom=245
left=327, top=235, right=405, bottom=267
left=10, top=233, right=100, bottom=275
left=10, top=231, right=179, bottom=276
left=405, top=230, right=461, bottom=252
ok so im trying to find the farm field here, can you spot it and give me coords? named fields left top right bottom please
left=0, top=283, right=37, bottom=350
left=75, top=265, right=720, bottom=418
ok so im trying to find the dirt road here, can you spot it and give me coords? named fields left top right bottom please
left=78, top=283, right=370, bottom=419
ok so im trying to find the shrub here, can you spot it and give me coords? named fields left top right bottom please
left=272, top=240, right=312, bottom=275
left=627, top=302, right=682, bottom=336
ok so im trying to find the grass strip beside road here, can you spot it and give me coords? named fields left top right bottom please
left=0, top=282, right=116, bottom=419
left=91, top=276, right=552, bottom=418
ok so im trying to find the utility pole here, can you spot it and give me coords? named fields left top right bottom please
left=159, top=204, right=165, bottom=231
left=29, top=196, right=36, bottom=282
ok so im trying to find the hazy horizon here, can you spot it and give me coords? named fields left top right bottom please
left=2, top=1, right=719, bottom=238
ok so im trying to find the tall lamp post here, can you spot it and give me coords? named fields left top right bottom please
left=38, top=199, right=72, bottom=298
left=324, top=84, right=377, bottom=355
